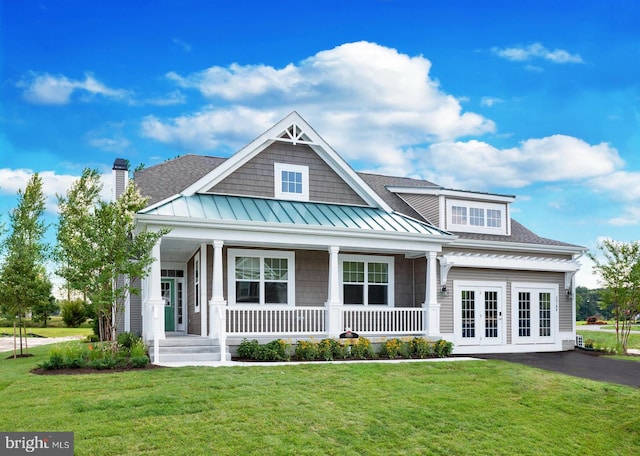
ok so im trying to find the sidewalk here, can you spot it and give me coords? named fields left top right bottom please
left=0, top=336, right=83, bottom=353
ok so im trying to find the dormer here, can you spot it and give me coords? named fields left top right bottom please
left=386, top=186, right=515, bottom=236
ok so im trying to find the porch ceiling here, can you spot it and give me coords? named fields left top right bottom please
left=141, top=194, right=452, bottom=237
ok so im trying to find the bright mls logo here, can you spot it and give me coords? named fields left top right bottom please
left=1, top=433, right=73, bottom=455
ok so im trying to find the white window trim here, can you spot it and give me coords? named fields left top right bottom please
left=339, top=254, right=394, bottom=307
left=227, top=249, right=296, bottom=306
left=274, top=162, right=309, bottom=201
left=511, top=282, right=558, bottom=345
left=453, top=281, right=506, bottom=346
left=446, top=199, right=508, bottom=235
left=193, top=252, right=200, bottom=313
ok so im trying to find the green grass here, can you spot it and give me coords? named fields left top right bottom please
left=0, top=344, right=639, bottom=455
left=0, top=327, right=92, bottom=337
left=577, top=330, right=640, bottom=351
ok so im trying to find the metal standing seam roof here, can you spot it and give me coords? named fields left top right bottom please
left=140, top=194, right=452, bottom=237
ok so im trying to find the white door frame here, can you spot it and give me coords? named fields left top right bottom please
left=453, top=281, right=506, bottom=346
left=511, top=282, right=558, bottom=345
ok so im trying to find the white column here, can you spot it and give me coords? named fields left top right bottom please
left=210, top=240, right=228, bottom=360
left=200, top=244, right=208, bottom=337
left=423, top=251, right=441, bottom=337
left=326, top=246, right=342, bottom=337
left=147, top=239, right=166, bottom=363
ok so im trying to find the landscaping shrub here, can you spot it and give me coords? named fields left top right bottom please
left=380, top=338, right=404, bottom=359
left=255, top=339, right=290, bottom=361
left=435, top=339, right=453, bottom=357
left=117, top=331, right=142, bottom=352
left=350, top=337, right=375, bottom=359
left=237, top=339, right=260, bottom=359
left=411, top=337, right=436, bottom=358
left=60, top=300, right=87, bottom=328
left=317, top=338, right=334, bottom=361
left=295, top=339, right=318, bottom=361
left=39, top=340, right=150, bottom=370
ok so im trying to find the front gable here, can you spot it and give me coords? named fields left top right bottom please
left=181, top=112, right=392, bottom=211
left=209, top=141, right=367, bottom=206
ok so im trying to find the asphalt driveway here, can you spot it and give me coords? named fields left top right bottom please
left=479, top=350, right=640, bottom=388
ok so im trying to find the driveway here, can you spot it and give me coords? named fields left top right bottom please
left=479, top=350, right=640, bottom=388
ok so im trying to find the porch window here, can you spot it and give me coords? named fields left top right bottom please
left=229, top=249, right=295, bottom=305
left=340, top=255, right=394, bottom=306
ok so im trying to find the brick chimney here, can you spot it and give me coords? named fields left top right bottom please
left=112, top=158, right=129, bottom=200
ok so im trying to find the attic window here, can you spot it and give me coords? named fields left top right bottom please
left=447, top=199, right=507, bottom=235
left=274, top=163, right=309, bottom=201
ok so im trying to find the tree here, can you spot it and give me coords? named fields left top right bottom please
left=575, top=287, right=607, bottom=321
left=31, top=293, right=58, bottom=327
left=0, top=173, right=51, bottom=356
left=588, top=239, right=640, bottom=354
left=55, top=168, right=166, bottom=341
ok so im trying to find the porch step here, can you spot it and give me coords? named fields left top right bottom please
left=149, top=336, right=230, bottom=363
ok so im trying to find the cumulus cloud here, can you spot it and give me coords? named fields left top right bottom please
left=19, top=72, right=131, bottom=105
left=492, top=42, right=583, bottom=64
left=588, top=172, right=640, bottom=226
left=412, top=135, right=622, bottom=190
left=0, top=168, right=113, bottom=213
left=147, top=41, right=495, bottom=165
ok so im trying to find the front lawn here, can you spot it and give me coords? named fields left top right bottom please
left=577, top=330, right=640, bottom=352
left=0, top=327, right=92, bottom=338
left=0, top=345, right=638, bottom=455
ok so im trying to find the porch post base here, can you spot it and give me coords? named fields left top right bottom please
left=326, top=302, right=342, bottom=338
left=210, top=300, right=229, bottom=361
left=423, top=302, right=441, bottom=338
left=148, top=298, right=165, bottom=364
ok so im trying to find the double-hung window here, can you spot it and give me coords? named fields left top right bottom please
left=340, top=255, right=394, bottom=306
left=229, top=249, right=295, bottom=305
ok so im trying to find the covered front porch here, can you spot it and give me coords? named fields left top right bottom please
left=135, top=194, right=455, bottom=362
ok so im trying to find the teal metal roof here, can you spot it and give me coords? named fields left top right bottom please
left=141, top=194, right=451, bottom=237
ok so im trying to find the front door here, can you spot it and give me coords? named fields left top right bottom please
left=161, top=279, right=175, bottom=332
left=455, top=283, right=505, bottom=346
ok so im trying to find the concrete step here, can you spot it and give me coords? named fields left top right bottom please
left=150, top=351, right=224, bottom=363
left=158, top=337, right=218, bottom=347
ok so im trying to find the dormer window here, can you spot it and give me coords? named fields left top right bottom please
left=274, top=163, right=309, bottom=201
left=447, top=199, right=507, bottom=235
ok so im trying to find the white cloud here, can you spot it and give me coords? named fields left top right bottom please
left=588, top=172, right=640, bottom=226
left=492, top=42, right=583, bottom=64
left=141, top=106, right=279, bottom=151
left=412, top=135, right=622, bottom=190
left=149, top=41, right=494, bottom=165
left=0, top=168, right=112, bottom=213
left=172, top=38, right=192, bottom=52
left=146, top=90, right=187, bottom=106
left=481, top=96, right=503, bottom=107
left=19, top=72, right=131, bottom=105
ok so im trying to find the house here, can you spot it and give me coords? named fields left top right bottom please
left=114, top=112, right=585, bottom=362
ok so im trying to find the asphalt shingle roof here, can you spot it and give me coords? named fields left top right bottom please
left=134, top=153, right=581, bottom=249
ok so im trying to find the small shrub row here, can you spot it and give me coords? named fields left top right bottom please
left=39, top=332, right=149, bottom=370
left=237, top=339, right=290, bottom=361
left=238, top=336, right=453, bottom=362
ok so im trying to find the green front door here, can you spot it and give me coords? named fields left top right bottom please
left=161, top=279, right=175, bottom=331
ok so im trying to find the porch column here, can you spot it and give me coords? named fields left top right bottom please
left=148, top=239, right=166, bottom=363
left=326, top=246, right=342, bottom=337
left=423, top=251, right=441, bottom=337
left=200, top=243, right=208, bottom=337
left=209, top=240, right=228, bottom=360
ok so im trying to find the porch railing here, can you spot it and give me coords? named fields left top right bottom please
left=225, top=305, right=425, bottom=337
left=226, top=306, right=326, bottom=336
left=343, top=307, right=424, bottom=335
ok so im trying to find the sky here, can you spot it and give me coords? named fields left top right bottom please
left=1, top=0, right=639, bottom=289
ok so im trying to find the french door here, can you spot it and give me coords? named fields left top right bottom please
left=455, top=282, right=505, bottom=346
left=511, top=283, right=557, bottom=344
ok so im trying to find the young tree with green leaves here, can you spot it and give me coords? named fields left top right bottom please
left=588, top=239, right=640, bottom=354
left=0, top=173, right=51, bottom=356
left=31, top=292, right=58, bottom=328
left=56, top=168, right=166, bottom=341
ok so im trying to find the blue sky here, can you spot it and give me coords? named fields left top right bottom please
left=1, top=0, right=639, bottom=288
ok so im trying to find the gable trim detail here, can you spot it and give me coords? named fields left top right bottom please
left=180, top=112, right=393, bottom=212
